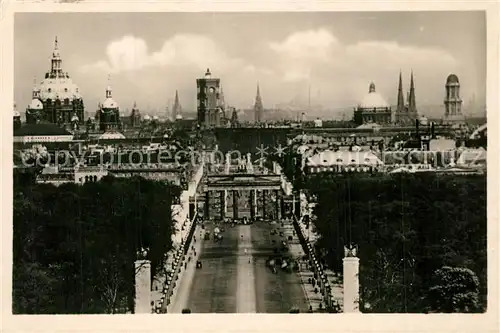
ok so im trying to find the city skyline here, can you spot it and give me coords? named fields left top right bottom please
left=15, top=11, right=486, bottom=117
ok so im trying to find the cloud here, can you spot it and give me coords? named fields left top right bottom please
left=80, top=34, right=248, bottom=74
left=267, top=28, right=461, bottom=106
left=78, top=29, right=464, bottom=112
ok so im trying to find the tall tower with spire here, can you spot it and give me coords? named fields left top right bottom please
left=172, top=90, right=182, bottom=120
left=130, top=101, right=141, bottom=127
left=396, top=71, right=405, bottom=113
left=393, top=71, right=418, bottom=125
left=409, top=71, right=417, bottom=113
left=254, top=84, right=263, bottom=123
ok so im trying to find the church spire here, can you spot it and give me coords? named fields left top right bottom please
left=397, top=70, right=405, bottom=112
left=409, top=70, right=416, bottom=113
left=254, top=83, right=263, bottom=123
left=173, top=90, right=182, bottom=119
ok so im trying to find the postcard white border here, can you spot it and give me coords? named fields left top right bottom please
left=1, top=1, right=498, bottom=333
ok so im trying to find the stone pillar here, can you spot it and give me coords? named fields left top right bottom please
left=225, top=153, right=230, bottom=174
left=262, top=190, right=267, bottom=220
left=343, top=246, right=360, bottom=313
left=280, top=196, right=286, bottom=220
left=223, top=190, right=227, bottom=217
left=204, top=191, right=210, bottom=219
left=274, top=190, right=280, bottom=220
left=134, top=259, right=151, bottom=314
left=249, top=189, right=256, bottom=220
left=220, top=190, right=225, bottom=219
left=233, top=190, right=239, bottom=219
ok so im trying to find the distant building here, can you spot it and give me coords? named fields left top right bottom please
left=25, top=37, right=84, bottom=128
left=196, top=68, right=223, bottom=128
left=444, top=74, right=464, bottom=122
left=96, top=79, right=121, bottom=132
left=254, top=84, right=264, bottom=123
left=130, top=102, right=141, bottom=127
left=353, top=72, right=418, bottom=126
left=353, top=82, right=391, bottom=125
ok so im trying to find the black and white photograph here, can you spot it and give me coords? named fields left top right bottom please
left=7, top=5, right=493, bottom=323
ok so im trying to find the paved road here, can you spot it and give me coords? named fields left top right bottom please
left=183, top=221, right=309, bottom=313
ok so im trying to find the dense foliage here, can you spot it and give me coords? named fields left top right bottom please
left=301, top=173, right=486, bottom=313
left=13, top=175, right=180, bottom=314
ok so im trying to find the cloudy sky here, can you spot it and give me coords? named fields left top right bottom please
left=15, top=12, right=486, bottom=116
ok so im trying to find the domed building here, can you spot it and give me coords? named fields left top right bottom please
left=96, top=81, right=121, bottom=132
left=25, top=37, right=84, bottom=127
left=353, top=82, right=392, bottom=125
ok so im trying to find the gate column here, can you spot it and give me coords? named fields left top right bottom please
left=249, top=189, right=256, bottom=220
left=204, top=191, right=210, bottom=219
left=262, top=189, right=267, bottom=220
left=274, top=190, right=280, bottom=220
left=232, top=190, right=239, bottom=219
left=220, top=190, right=225, bottom=219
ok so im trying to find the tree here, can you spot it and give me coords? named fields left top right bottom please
left=301, top=172, right=486, bottom=312
left=428, top=266, right=481, bottom=313
left=13, top=175, right=180, bottom=314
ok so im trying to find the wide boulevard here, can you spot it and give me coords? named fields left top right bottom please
left=170, top=220, right=309, bottom=313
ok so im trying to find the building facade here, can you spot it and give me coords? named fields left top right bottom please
left=25, top=37, right=84, bottom=127
left=196, top=68, right=223, bottom=128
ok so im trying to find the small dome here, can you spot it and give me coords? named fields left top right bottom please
left=359, top=82, right=389, bottom=109
left=446, top=74, right=459, bottom=84
left=102, top=98, right=118, bottom=109
left=143, top=115, right=151, bottom=121
left=175, top=114, right=183, bottom=120
left=152, top=115, right=159, bottom=121
left=29, top=98, right=44, bottom=110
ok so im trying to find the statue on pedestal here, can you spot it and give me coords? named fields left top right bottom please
left=344, top=245, right=358, bottom=258
left=136, top=247, right=149, bottom=260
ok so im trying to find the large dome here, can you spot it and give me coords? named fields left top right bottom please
left=29, top=98, right=44, bottom=110
left=359, top=82, right=389, bottom=109
left=39, top=76, right=82, bottom=101
left=102, top=97, right=118, bottom=109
